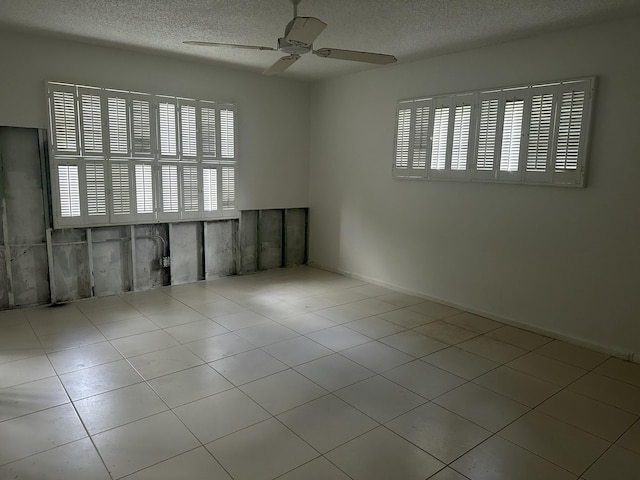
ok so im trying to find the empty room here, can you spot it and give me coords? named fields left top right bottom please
left=0, top=0, right=639, bottom=479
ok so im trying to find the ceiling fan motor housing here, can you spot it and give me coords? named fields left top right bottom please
left=277, top=36, right=311, bottom=54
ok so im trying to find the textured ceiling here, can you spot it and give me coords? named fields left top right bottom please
left=1, top=0, right=640, bottom=81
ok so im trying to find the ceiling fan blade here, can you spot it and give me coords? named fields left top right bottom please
left=183, top=41, right=276, bottom=51
left=284, top=17, right=327, bottom=46
left=263, top=54, right=300, bottom=76
left=313, top=48, right=397, bottom=64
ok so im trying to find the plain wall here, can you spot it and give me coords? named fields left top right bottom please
left=309, top=16, right=640, bottom=356
left=0, top=28, right=310, bottom=210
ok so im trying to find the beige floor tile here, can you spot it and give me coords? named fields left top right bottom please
left=617, top=420, right=640, bottom=454
left=423, top=347, right=499, bottom=380
left=347, top=298, right=398, bottom=316
left=145, top=307, right=209, bottom=328
left=387, top=402, right=491, bottom=463
left=123, top=447, right=231, bottom=480
left=428, top=467, right=470, bottom=480
left=262, top=336, right=333, bottom=366
left=583, top=445, right=640, bottom=480
left=408, top=301, right=462, bottom=319
left=164, top=319, right=228, bottom=344
left=535, top=340, right=609, bottom=369
left=110, top=330, right=180, bottom=357
left=0, top=376, right=69, bottom=422
left=206, top=418, right=317, bottom=480
left=473, top=366, right=560, bottom=407
left=537, top=389, right=638, bottom=441
left=327, top=426, right=444, bottom=480
left=341, top=341, right=413, bottom=373
left=295, top=353, right=374, bottom=391
left=96, top=316, right=159, bottom=340
left=452, top=435, right=576, bottom=480
left=456, top=335, right=527, bottom=364
left=345, top=316, right=405, bottom=339
left=276, top=312, right=336, bottom=334
left=307, top=325, right=371, bottom=351
left=47, top=341, right=122, bottom=374
left=0, top=355, right=56, bottom=390
left=499, top=411, right=610, bottom=475
left=58, top=359, right=143, bottom=400
left=209, top=348, right=287, bottom=385
left=214, top=310, right=273, bottom=331
left=382, top=360, right=466, bottom=399
left=594, top=357, right=640, bottom=388
left=568, top=372, right=640, bottom=415
left=277, top=457, right=351, bottom=480
left=38, top=326, right=106, bottom=353
left=277, top=394, right=377, bottom=453
left=507, top=351, right=587, bottom=386
left=379, top=330, right=448, bottom=357
left=444, top=312, right=503, bottom=334
left=377, top=292, right=425, bottom=307
left=315, top=305, right=371, bottom=323
left=378, top=308, right=435, bottom=328
left=486, top=325, right=552, bottom=350
left=148, top=364, right=233, bottom=408
left=191, top=299, right=247, bottom=319
left=434, top=382, right=529, bottom=432
left=415, top=321, right=479, bottom=345
left=185, top=332, right=256, bottom=362
left=234, top=322, right=298, bottom=346
left=128, top=345, right=203, bottom=380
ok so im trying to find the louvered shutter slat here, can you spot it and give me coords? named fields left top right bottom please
left=52, top=91, right=79, bottom=153
left=556, top=90, right=585, bottom=171
left=108, top=97, right=129, bottom=155
left=161, top=165, right=179, bottom=213
left=135, top=164, right=153, bottom=214
left=159, top=102, right=177, bottom=156
left=80, top=93, right=103, bottom=154
left=201, top=107, right=217, bottom=158
left=132, top=99, right=152, bottom=155
left=500, top=100, right=525, bottom=172
left=203, top=168, right=218, bottom=211
left=86, top=163, right=106, bottom=216
left=412, top=106, right=429, bottom=169
left=430, top=107, right=449, bottom=170
left=111, top=163, right=131, bottom=215
left=220, top=109, right=235, bottom=158
left=183, top=166, right=199, bottom=212
left=527, top=93, right=554, bottom=172
left=394, top=108, right=411, bottom=169
left=451, top=104, right=471, bottom=170
left=477, top=98, right=499, bottom=171
left=221, top=167, right=235, bottom=210
left=181, top=105, right=197, bottom=157
left=58, top=165, right=81, bottom=217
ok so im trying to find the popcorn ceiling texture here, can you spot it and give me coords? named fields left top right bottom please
left=0, top=0, right=639, bottom=80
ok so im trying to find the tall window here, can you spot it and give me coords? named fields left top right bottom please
left=47, top=82, right=237, bottom=228
left=392, top=78, right=594, bottom=186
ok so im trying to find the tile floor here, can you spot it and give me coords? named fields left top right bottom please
left=0, top=266, right=639, bottom=479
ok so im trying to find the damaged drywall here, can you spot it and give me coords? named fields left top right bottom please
left=169, top=222, right=203, bottom=285
left=51, top=229, right=90, bottom=302
left=134, top=224, right=169, bottom=291
left=205, top=220, right=236, bottom=279
left=259, top=210, right=283, bottom=270
left=285, top=208, right=307, bottom=267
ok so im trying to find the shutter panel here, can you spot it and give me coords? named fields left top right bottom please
left=161, top=165, right=179, bottom=213
left=556, top=90, right=585, bottom=171
left=527, top=91, right=554, bottom=172
left=203, top=167, right=218, bottom=212
left=180, top=104, right=197, bottom=157
left=451, top=104, right=472, bottom=171
left=85, top=162, right=107, bottom=218
left=131, top=97, right=153, bottom=156
left=107, top=95, right=129, bottom=156
left=111, top=162, right=131, bottom=217
left=182, top=165, right=200, bottom=216
left=49, top=84, right=79, bottom=155
left=200, top=104, right=217, bottom=159
left=134, top=164, right=154, bottom=214
left=58, top=165, right=81, bottom=217
left=220, top=108, right=235, bottom=159
left=412, top=100, right=431, bottom=173
left=221, top=167, right=235, bottom=213
left=78, top=88, right=104, bottom=155
left=476, top=94, right=500, bottom=174
left=499, top=99, right=525, bottom=173
left=158, top=100, right=178, bottom=157
left=394, top=106, right=411, bottom=170
left=430, top=105, right=450, bottom=171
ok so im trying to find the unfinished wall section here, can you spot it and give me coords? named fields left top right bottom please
left=205, top=220, right=236, bottom=279
left=134, top=224, right=169, bottom=291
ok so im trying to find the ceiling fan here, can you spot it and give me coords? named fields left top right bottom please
left=184, top=0, right=397, bottom=75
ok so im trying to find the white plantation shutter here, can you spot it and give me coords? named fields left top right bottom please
left=451, top=103, right=472, bottom=171
left=85, top=163, right=106, bottom=218
left=50, top=85, right=79, bottom=155
left=221, top=167, right=235, bottom=212
left=412, top=101, right=431, bottom=171
left=394, top=106, right=411, bottom=169
left=556, top=90, right=585, bottom=171
left=430, top=106, right=450, bottom=171
left=78, top=88, right=104, bottom=155
left=111, top=163, right=131, bottom=217
left=180, top=103, right=197, bottom=157
left=203, top=168, right=218, bottom=212
left=161, top=164, right=179, bottom=214
left=182, top=166, right=200, bottom=216
left=475, top=94, right=500, bottom=178
left=200, top=104, right=217, bottom=159
left=220, top=108, right=235, bottom=159
left=107, top=95, right=129, bottom=155
left=158, top=100, right=178, bottom=157
left=499, top=98, right=525, bottom=173
left=527, top=91, right=554, bottom=172
left=134, top=164, right=154, bottom=214
left=58, top=165, right=81, bottom=218
left=131, top=97, right=153, bottom=156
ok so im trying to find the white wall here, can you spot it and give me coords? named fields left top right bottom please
left=0, top=28, right=310, bottom=210
left=309, top=17, right=640, bottom=356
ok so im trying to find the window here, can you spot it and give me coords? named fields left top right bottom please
left=47, top=82, right=237, bottom=228
left=392, top=77, right=594, bottom=186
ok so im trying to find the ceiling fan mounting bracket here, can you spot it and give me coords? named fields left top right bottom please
left=277, top=37, right=311, bottom=55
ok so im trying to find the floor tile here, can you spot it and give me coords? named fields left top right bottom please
left=0, top=437, right=110, bottom=480
left=0, top=403, right=87, bottom=465
left=234, top=322, right=298, bottom=346
left=593, top=357, right=640, bottom=388
left=378, top=308, right=435, bottom=328
left=276, top=457, right=350, bottom=480
left=262, top=336, right=333, bottom=366
left=568, top=372, right=640, bottom=414
left=423, top=347, right=499, bottom=380
left=452, top=435, right=576, bottom=480
left=110, top=329, right=180, bottom=357
left=341, top=341, right=413, bottom=373
left=382, top=360, right=466, bottom=399
left=83, top=304, right=143, bottom=325
left=387, top=402, right=491, bottom=463
left=537, top=389, right=638, bottom=441
left=240, top=369, right=327, bottom=414
left=408, top=300, right=461, bottom=319
left=315, top=305, right=369, bottom=323
left=379, top=330, right=448, bottom=357
left=38, top=325, right=106, bottom=353
left=0, top=355, right=56, bottom=388
left=74, top=382, right=168, bottom=434
left=507, top=351, right=587, bottom=386
left=191, top=299, right=247, bottom=318
left=377, top=292, right=424, bottom=307
left=123, top=447, right=231, bottom=480
left=96, top=316, right=159, bottom=340
left=92, top=411, right=199, bottom=479
left=434, top=382, right=529, bottom=432
left=277, top=394, right=377, bottom=453
left=174, top=388, right=270, bottom=443
left=252, top=302, right=307, bottom=321
left=535, top=340, right=609, bottom=369
left=335, top=375, right=426, bottom=422
left=148, top=364, right=233, bottom=407
left=347, top=298, right=398, bottom=316
left=427, top=467, right=469, bottom=480
left=59, top=359, right=143, bottom=400
left=347, top=284, right=393, bottom=298
left=185, top=332, right=256, bottom=362
left=473, top=366, right=560, bottom=407
left=128, top=345, right=204, bottom=379
left=276, top=312, right=336, bottom=334
left=0, top=376, right=69, bottom=422
left=617, top=419, right=640, bottom=454
left=583, top=445, right=640, bottom=480
left=415, top=321, right=478, bottom=345
left=209, top=348, right=287, bottom=385
left=206, top=418, right=317, bottom=480
left=499, top=411, right=610, bottom=475
left=164, top=319, right=228, bottom=344
left=214, top=310, right=271, bottom=331
left=345, top=316, right=405, bottom=339
left=145, top=307, right=209, bottom=328
left=456, top=335, right=527, bottom=364
left=485, top=325, right=552, bottom=350
left=444, top=312, right=503, bottom=334
left=307, top=325, right=371, bottom=351
left=47, top=341, right=123, bottom=374
left=295, top=353, right=374, bottom=391
left=327, top=426, right=444, bottom=480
